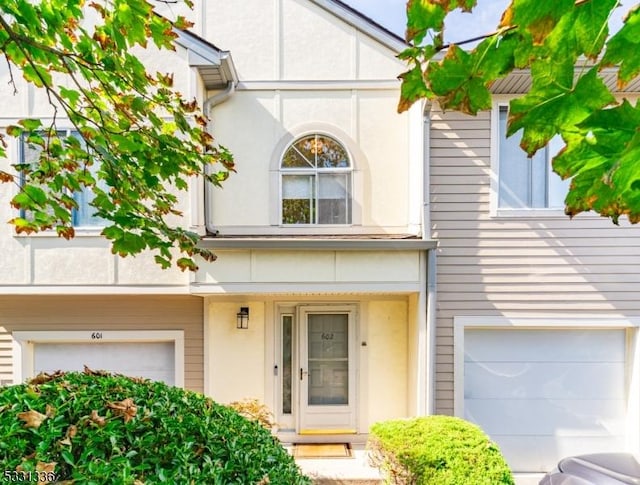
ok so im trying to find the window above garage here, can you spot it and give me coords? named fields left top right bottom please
left=491, top=103, right=570, bottom=218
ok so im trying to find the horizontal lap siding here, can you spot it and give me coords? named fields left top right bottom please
left=0, top=296, right=204, bottom=392
left=0, top=328, right=12, bottom=385
left=429, top=108, right=640, bottom=415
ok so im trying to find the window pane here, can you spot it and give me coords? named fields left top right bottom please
left=315, top=136, right=349, bottom=168
left=282, top=145, right=313, bottom=168
left=548, top=136, right=570, bottom=208
left=318, top=174, right=350, bottom=224
left=282, top=175, right=315, bottom=224
left=308, top=314, right=349, bottom=406
left=282, top=315, right=293, bottom=415
left=292, top=136, right=318, bottom=166
left=499, top=107, right=547, bottom=208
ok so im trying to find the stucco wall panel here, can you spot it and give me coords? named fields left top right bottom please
left=195, top=249, right=422, bottom=285
left=202, top=0, right=276, bottom=80
left=31, top=238, right=113, bottom=285
left=197, top=251, right=252, bottom=284
left=367, top=300, right=408, bottom=423
left=281, top=92, right=353, bottom=135
left=358, top=93, right=410, bottom=226
left=336, top=251, right=420, bottom=282
left=207, top=300, right=265, bottom=403
left=210, top=92, right=280, bottom=227
left=253, top=251, right=336, bottom=282
left=116, top=250, right=187, bottom=286
left=281, top=0, right=354, bottom=80
left=357, top=33, right=404, bottom=80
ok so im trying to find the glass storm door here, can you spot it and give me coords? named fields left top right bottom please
left=298, top=306, right=356, bottom=433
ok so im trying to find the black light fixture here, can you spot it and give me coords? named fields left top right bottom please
left=236, top=307, right=249, bottom=329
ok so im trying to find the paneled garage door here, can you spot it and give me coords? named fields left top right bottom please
left=464, top=328, right=627, bottom=473
left=34, top=342, right=175, bottom=385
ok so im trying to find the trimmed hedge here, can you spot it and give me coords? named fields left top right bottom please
left=368, top=415, right=514, bottom=485
left=0, top=371, right=310, bottom=484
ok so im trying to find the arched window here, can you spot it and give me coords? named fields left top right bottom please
left=280, top=134, right=352, bottom=225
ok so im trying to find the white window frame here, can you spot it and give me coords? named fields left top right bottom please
left=490, top=99, right=569, bottom=218
left=279, top=133, right=353, bottom=227
left=12, top=330, right=185, bottom=387
left=453, top=316, right=640, bottom=453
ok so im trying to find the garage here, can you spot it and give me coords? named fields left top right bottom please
left=13, top=330, right=184, bottom=388
left=461, top=327, right=628, bottom=473
left=34, top=342, right=175, bottom=385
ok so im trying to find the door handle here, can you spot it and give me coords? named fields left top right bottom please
left=300, top=368, right=308, bottom=380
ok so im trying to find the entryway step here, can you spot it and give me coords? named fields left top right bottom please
left=290, top=445, right=383, bottom=485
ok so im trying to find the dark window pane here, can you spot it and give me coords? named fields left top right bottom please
left=282, top=315, right=292, bottom=415
left=282, top=174, right=314, bottom=224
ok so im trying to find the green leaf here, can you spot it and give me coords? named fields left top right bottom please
left=18, top=119, right=42, bottom=131
left=398, top=64, right=432, bottom=113
left=501, top=0, right=574, bottom=44
left=601, top=5, right=640, bottom=88
left=509, top=67, right=615, bottom=155
left=111, top=232, right=147, bottom=256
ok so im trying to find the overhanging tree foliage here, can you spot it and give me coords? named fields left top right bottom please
left=401, top=0, right=640, bottom=223
left=0, top=0, right=234, bottom=271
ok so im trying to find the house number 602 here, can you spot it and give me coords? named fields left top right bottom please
left=321, top=333, right=334, bottom=340
left=91, top=332, right=103, bottom=340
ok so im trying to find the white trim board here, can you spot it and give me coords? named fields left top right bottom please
left=13, top=330, right=185, bottom=387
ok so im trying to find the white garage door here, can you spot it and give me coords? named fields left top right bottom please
left=464, top=328, right=627, bottom=473
left=34, top=342, right=175, bottom=386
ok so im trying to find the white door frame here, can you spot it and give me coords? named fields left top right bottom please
left=297, top=304, right=357, bottom=434
left=13, top=330, right=185, bottom=387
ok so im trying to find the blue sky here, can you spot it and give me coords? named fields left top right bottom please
left=342, top=0, right=508, bottom=42
left=343, top=0, right=627, bottom=43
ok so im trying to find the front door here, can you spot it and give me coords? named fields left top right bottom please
left=298, top=305, right=356, bottom=433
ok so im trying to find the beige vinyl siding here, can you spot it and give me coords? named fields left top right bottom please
left=430, top=108, right=640, bottom=415
left=0, top=296, right=204, bottom=392
left=0, top=327, right=12, bottom=385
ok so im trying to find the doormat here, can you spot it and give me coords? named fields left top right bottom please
left=293, top=443, right=352, bottom=459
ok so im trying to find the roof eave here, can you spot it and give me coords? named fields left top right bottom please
left=199, top=237, right=437, bottom=251
left=174, top=28, right=239, bottom=90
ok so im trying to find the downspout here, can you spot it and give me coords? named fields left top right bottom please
left=423, top=101, right=437, bottom=416
left=203, top=80, right=235, bottom=236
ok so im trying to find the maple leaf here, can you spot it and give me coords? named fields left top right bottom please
left=59, top=424, right=78, bottom=446
left=18, top=409, right=48, bottom=428
left=36, top=462, right=57, bottom=483
left=107, top=398, right=137, bottom=423
left=89, top=410, right=106, bottom=427
left=29, top=371, right=65, bottom=385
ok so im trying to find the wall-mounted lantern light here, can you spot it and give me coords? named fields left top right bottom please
left=236, top=307, right=249, bottom=329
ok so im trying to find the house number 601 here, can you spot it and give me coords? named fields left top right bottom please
left=91, top=332, right=103, bottom=340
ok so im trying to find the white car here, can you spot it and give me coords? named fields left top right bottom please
left=539, top=453, right=640, bottom=484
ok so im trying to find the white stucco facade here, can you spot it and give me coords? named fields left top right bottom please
left=0, top=0, right=434, bottom=443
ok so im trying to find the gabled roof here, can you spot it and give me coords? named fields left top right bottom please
left=174, top=26, right=238, bottom=90
left=309, top=0, right=407, bottom=53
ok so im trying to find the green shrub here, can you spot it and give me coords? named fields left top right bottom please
left=368, top=415, right=514, bottom=485
left=0, top=370, right=310, bottom=484
left=228, top=398, right=276, bottom=430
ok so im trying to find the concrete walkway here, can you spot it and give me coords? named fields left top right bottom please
left=290, top=444, right=383, bottom=484
left=290, top=444, right=543, bottom=485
